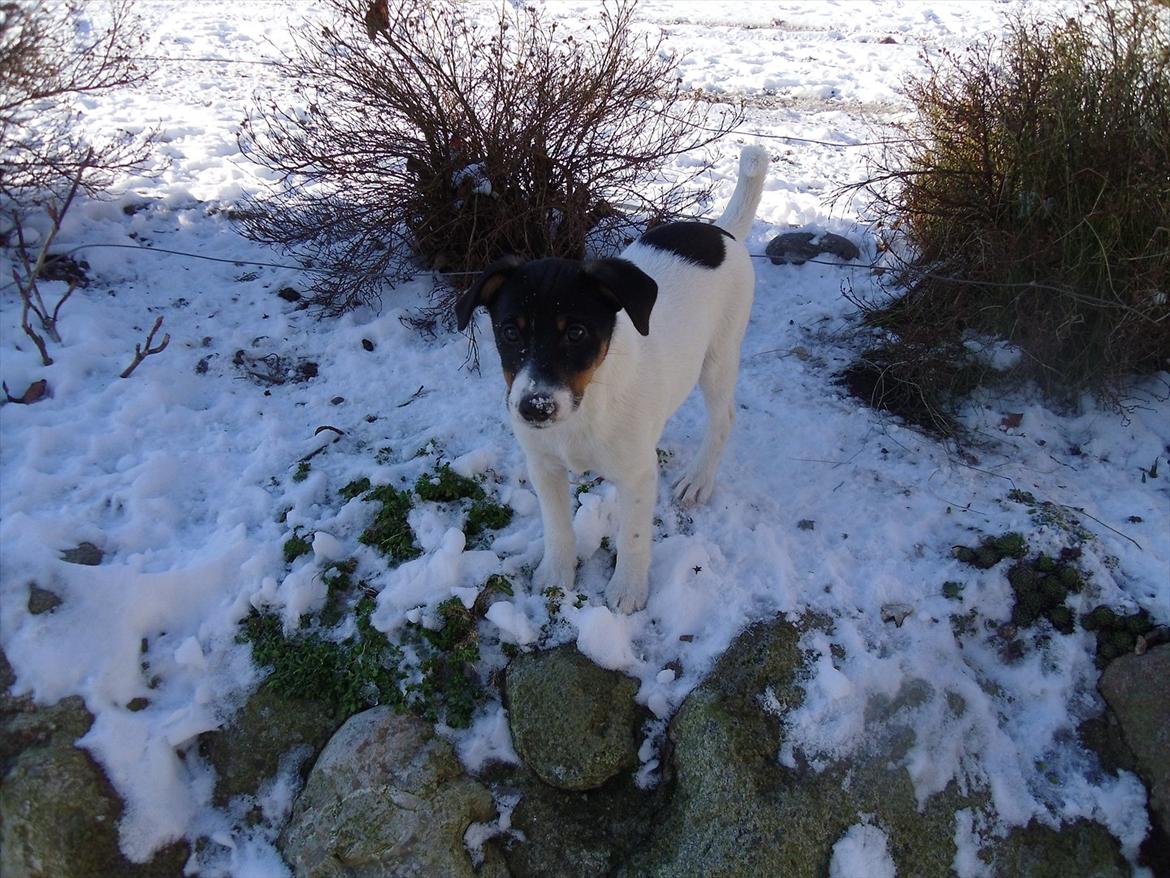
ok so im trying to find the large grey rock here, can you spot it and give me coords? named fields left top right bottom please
left=199, top=683, right=340, bottom=806
left=992, top=819, right=1127, bottom=878
left=620, top=616, right=1126, bottom=878
left=504, top=645, right=644, bottom=791
left=1099, top=644, right=1170, bottom=838
left=0, top=662, right=189, bottom=878
left=278, top=707, right=500, bottom=878
left=491, top=765, right=666, bottom=878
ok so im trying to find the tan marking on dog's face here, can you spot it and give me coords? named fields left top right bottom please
left=502, top=369, right=515, bottom=392
left=566, top=340, right=609, bottom=400
left=556, top=317, right=567, bottom=333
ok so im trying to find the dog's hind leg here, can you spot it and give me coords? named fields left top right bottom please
left=673, top=334, right=743, bottom=507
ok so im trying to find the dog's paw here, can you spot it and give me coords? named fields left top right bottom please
left=533, top=553, right=576, bottom=591
left=673, top=467, right=716, bottom=507
left=605, top=572, right=648, bottom=614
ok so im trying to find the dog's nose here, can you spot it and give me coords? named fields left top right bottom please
left=518, top=394, right=557, bottom=423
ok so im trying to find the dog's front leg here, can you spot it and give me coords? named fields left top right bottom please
left=605, top=456, right=657, bottom=613
left=528, top=454, right=577, bottom=590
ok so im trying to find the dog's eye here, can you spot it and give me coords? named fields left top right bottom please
left=499, top=324, right=522, bottom=344
left=565, top=324, right=588, bottom=343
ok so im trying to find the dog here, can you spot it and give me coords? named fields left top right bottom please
left=455, top=145, right=769, bottom=612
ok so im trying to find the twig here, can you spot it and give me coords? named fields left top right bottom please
left=396, top=385, right=426, bottom=407
left=120, top=316, right=170, bottom=378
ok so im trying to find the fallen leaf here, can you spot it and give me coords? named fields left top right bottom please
left=1001, top=412, right=1024, bottom=429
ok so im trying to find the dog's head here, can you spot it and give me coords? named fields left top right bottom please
left=455, top=256, right=657, bottom=428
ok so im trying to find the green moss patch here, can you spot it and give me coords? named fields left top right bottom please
left=339, top=477, right=371, bottom=501
left=1007, top=553, right=1085, bottom=633
left=953, top=532, right=1027, bottom=569
left=358, top=485, right=420, bottom=563
left=1081, top=606, right=1154, bottom=667
left=283, top=531, right=312, bottom=564
left=415, top=464, right=484, bottom=502
left=238, top=597, right=404, bottom=720
left=466, top=498, right=513, bottom=538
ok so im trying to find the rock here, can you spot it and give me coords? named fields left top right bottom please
left=278, top=287, right=302, bottom=302
left=0, top=680, right=188, bottom=878
left=27, top=584, right=62, bottom=615
left=199, top=683, right=340, bottom=806
left=765, top=231, right=819, bottom=265
left=818, top=232, right=861, bottom=261
left=492, top=764, right=666, bottom=878
left=765, top=231, right=860, bottom=266
left=60, top=542, right=103, bottom=566
left=504, top=645, right=644, bottom=791
left=1099, top=645, right=1170, bottom=838
left=0, top=694, right=91, bottom=778
left=620, top=616, right=1126, bottom=878
left=994, top=819, right=1127, bottom=877
left=279, top=707, right=497, bottom=878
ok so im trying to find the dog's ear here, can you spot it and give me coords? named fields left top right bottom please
left=455, top=256, right=524, bottom=331
left=583, top=258, right=658, bottom=336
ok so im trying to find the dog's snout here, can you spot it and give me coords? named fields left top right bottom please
left=518, top=394, right=558, bottom=423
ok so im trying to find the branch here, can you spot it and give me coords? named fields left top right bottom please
left=120, top=316, right=170, bottom=378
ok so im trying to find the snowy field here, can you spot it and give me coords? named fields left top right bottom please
left=1, top=1, right=1167, bottom=875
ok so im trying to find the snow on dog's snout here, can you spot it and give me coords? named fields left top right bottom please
left=508, top=365, right=574, bottom=427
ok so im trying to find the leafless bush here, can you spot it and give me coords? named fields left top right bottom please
left=0, top=0, right=152, bottom=206
left=238, top=0, right=742, bottom=318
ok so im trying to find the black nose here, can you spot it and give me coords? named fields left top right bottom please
left=519, top=394, right=557, bottom=423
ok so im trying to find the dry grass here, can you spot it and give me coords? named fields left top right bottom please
left=845, top=0, right=1169, bottom=412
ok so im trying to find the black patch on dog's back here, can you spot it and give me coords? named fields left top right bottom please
left=638, top=221, right=733, bottom=268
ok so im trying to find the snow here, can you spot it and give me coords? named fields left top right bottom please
left=830, top=822, right=896, bottom=878
left=1, top=1, right=1166, bottom=875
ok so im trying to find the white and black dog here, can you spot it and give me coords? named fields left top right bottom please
left=456, top=146, right=768, bottom=613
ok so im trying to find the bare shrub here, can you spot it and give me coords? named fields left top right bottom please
left=846, top=0, right=1169, bottom=408
left=0, top=0, right=152, bottom=205
left=237, top=0, right=742, bottom=318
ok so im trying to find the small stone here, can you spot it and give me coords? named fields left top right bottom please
left=27, top=584, right=62, bottom=615
left=797, top=519, right=816, bottom=531
left=60, top=542, right=103, bottom=566
left=330, top=396, right=345, bottom=405
left=505, top=645, right=645, bottom=791
left=881, top=603, right=914, bottom=627
left=817, top=232, right=861, bottom=261
left=362, top=338, right=375, bottom=351
left=277, top=287, right=301, bottom=302
left=765, top=231, right=818, bottom=265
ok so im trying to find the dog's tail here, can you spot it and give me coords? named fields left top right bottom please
left=716, top=145, right=769, bottom=241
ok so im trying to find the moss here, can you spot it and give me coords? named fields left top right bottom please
left=942, top=581, right=964, bottom=600
left=955, top=532, right=1027, bottom=569
left=339, top=477, right=371, bottom=501
left=292, top=461, right=311, bottom=483
left=1006, top=550, right=1089, bottom=632
left=465, top=498, right=513, bottom=538
left=1081, top=605, right=1153, bottom=666
left=283, top=531, right=312, bottom=564
left=415, top=464, right=484, bottom=503
left=238, top=607, right=404, bottom=720
left=359, top=485, right=420, bottom=562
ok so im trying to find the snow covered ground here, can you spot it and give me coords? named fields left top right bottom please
left=1, top=1, right=1166, bottom=875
